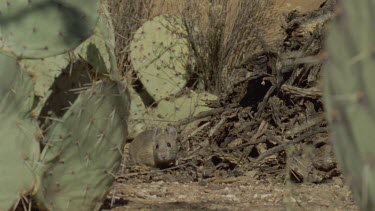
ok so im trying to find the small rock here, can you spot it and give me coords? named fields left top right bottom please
left=225, top=194, right=236, bottom=199
left=332, top=176, right=344, bottom=186
left=245, top=170, right=257, bottom=178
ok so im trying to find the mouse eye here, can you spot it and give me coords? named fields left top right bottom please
left=155, top=144, right=159, bottom=149
left=167, top=143, right=171, bottom=147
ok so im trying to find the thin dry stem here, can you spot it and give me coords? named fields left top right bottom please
left=181, top=0, right=276, bottom=94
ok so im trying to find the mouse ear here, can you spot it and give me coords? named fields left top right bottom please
left=167, top=127, right=178, bottom=138
left=153, top=128, right=162, bottom=137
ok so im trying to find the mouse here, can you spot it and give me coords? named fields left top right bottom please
left=128, top=127, right=178, bottom=168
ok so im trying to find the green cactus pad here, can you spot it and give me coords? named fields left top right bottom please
left=0, top=53, right=40, bottom=210
left=128, top=86, right=147, bottom=138
left=22, top=3, right=118, bottom=117
left=20, top=54, right=72, bottom=117
left=0, top=0, right=100, bottom=59
left=130, top=15, right=190, bottom=101
left=36, top=80, right=130, bottom=211
left=323, top=0, right=375, bottom=209
left=146, top=91, right=217, bottom=126
left=21, top=54, right=71, bottom=97
left=74, top=3, right=116, bottom=76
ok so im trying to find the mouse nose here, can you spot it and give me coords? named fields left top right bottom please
left=160, top=152, right=168, bottom=159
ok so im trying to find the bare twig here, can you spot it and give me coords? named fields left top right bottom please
left=255, top=127, right=327, bottom=164
left=176, top=107, right=225, bottom=126
left=281, top=84, right=322, bottom=98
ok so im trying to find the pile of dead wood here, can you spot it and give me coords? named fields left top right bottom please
left=172, top=0, right=339, bottom=183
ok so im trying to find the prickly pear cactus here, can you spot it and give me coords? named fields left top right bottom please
left=130, top=15, right=190, bottom=101
left=74, top=3, right=117, bottom=77
left=323, top=0, right=375, bottom=209
left=22, top=55, right=70, bottom=98
left=0, top=53, right=40, bottom=210
left=127, top=89, right=217, bottom=137
left=0, top=0, right=100, bottom=58
left=144, top=91, right=217, bottom=128
left=21, top=54, right=72, bottom=117
left=128, top=86, right=147, bottom=139
left=127, top=15, right=219, bottom=137
left=36, top=80, right=130, bottom=211
left=21, top=3, right=118, bottom=117
left=0, top=0, right=129, bottom=210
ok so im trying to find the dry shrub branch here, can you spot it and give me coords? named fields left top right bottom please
left=181, top=0, right=275, bottom=94
left=108, top=0, right=154, bottom=83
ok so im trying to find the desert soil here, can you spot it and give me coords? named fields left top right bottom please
left=107, top=175, right=356, bottom=211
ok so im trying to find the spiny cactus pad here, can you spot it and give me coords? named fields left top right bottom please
left=20, top=54, right=73, bottom=118
left=0, top=53, right=40, bottom=210
left=323, top=0, right=375, bottom=209
left=128, top=86, right=147, bottom=138
left=146, top=91, right=217, bottom=126
left=0, top=0, right=100, bottom=58
left=130, top=15, right=190, bottom=101
left=36, top=80, right=130, bottom=211
left=74, top=3, right=116, bottom=76
left=22, top=54, right=71, bottom=97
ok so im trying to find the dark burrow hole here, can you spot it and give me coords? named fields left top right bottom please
left=101, top=198, right=130, bottom=209
left=239, top=77, right=272, bottom=108
left=211, top=156, right=236, bottom=170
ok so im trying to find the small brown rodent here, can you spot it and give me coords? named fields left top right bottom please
left=128, top=127, right=178, bottom=168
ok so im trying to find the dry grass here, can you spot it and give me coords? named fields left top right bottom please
left=181, top=0, right=276, bottom=94
left=108, top=0, right=152, bottom=84
left=109, top=0, right=276, bottom=94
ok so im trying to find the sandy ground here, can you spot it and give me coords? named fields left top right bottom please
left=108, top=175, right=357, bottom=211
